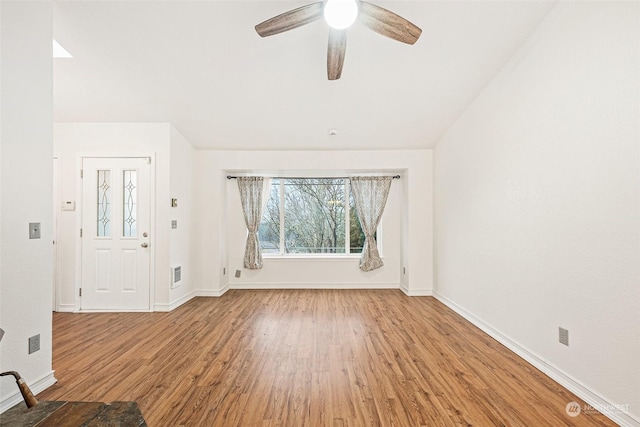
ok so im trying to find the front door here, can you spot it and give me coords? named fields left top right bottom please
left=81, top=157, right=151, bottom=310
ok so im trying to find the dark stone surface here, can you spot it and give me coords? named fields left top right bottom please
left=0, top=401, right=65, bottom=427
left=0, top=401, right=146, bottom=427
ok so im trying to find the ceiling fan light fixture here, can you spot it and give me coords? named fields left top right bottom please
left=255, top=1, right=422, bottom=80
left=324, top=0, right=358, bottom=30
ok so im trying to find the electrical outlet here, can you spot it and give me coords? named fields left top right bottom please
left=403, top=267, right=406, bottom=275
left=171, top=220, right=177, bottom=229
left=235, top=270, right=241, bottom=278
left=559, top=327, right=569, bottom=346
left=28, top=334, right=40, bottom=354
left=223, top=268, right=226, bottom=275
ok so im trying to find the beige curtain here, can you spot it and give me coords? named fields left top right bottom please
left=237, top=177, right=266, bottom=269
left=350, top=176, right=392, bottom=272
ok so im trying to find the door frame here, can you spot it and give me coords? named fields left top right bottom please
left=53, top=156, right=60, bottom=311
left=74, top=153, right=157, bottom=312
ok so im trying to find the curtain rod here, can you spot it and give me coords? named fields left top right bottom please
left=226, top=175, right=401, bottom=180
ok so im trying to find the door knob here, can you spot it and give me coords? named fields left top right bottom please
left=141, top=243, right=149, bottom=248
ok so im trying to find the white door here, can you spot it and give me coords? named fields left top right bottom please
left=81, top=157, right=151, bottom=310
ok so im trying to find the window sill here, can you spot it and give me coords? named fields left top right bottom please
left=262, top=255, right=375, bottom=262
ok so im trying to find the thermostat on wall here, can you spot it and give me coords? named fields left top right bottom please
left=62, top=201, right=75, bottom=211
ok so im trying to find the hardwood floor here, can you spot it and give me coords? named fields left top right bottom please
left=38, top=290, right=614, bottom=426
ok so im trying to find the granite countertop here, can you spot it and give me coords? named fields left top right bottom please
left=0, top=401, right=146, bottom=427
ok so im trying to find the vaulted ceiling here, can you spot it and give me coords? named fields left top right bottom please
left=53, top=1, right=556, bottom=150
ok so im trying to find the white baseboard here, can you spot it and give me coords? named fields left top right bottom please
left=195, top=284, right=229, bottom=297
left=433, top=292, right=639, bottom=427
left=399, top=284, right=433, bottom=296
left=80, top=308, right=153, bottom=313
left=0, top=371, right=57, bottom=414
left=55, top=304, right=75, bottom=312
left=154, top=302, right=170, bottom=312
left=168, top=290, right=197, bottom=311
left=154, top=287, right=229, bottom=311
left=155, top=297, right=193, bottom=312
left=230, top=282, right=400, bottom=290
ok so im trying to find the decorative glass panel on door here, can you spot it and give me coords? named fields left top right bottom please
left=97, top=170, right=111, bottom=237
left=123, top=170, right=137, bottom=237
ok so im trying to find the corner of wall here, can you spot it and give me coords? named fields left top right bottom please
left=1, top=0, right=56, bottom=409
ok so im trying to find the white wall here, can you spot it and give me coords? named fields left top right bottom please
left=434, top=2, right=640, bottom=424
left=54, top=123, right=172, bottom=311
left=169, top=126, right=195, bottom=308
left=193, top=150, right=433, bottom=296
left=0, top=1, right=56, bottom=411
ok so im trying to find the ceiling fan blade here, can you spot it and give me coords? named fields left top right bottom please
left=255, top=2, right=324, bottom=37
left=358, top=1, right=422, bottom=45
left=327, top=28, right=347, bottom=80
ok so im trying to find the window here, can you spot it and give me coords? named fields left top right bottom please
left=258, top=178, right=375, bottom=255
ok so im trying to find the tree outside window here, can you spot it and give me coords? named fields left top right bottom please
left=258, top=178, right=373, bottom=255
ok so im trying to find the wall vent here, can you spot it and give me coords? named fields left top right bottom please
left=171, top=266, right=182, bottom=288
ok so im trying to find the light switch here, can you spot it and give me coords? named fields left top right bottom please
left=29, top=223, right=41, bottom=239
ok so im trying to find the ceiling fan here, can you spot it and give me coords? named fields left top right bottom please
left=255, top=0, right=422, bottom=80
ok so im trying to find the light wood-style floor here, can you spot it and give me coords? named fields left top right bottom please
left=39, top=290, right=614, bottom=426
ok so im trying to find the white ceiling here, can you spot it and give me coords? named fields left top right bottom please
left=53, top=1, right=556, bottom=150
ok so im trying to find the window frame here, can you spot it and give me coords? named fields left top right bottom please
left=259, top=178, right=382, bottom=258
